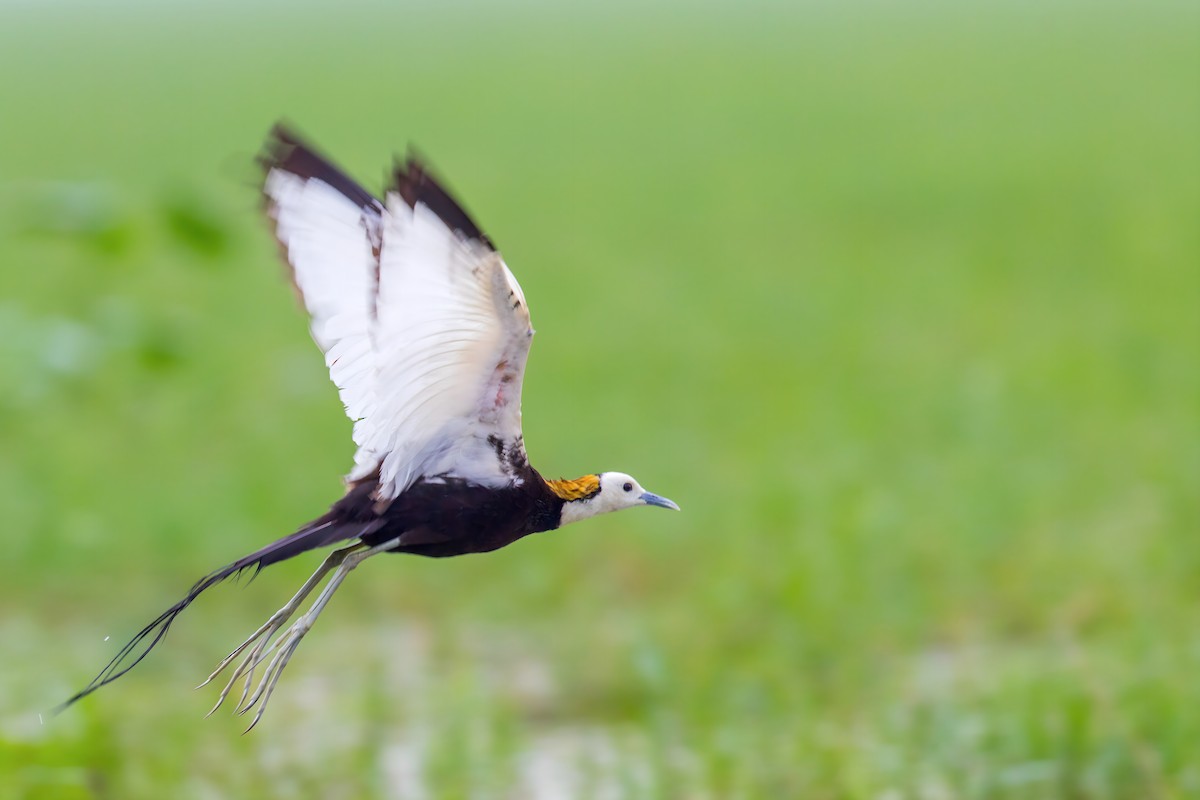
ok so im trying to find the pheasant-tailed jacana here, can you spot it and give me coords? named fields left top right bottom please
left=61, top=126, right=679, bottom=729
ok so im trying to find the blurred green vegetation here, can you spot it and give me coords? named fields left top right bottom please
left=1, top=1, right=1197, bottom=797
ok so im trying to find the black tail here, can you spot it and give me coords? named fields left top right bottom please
left=56, top=512, right=384, bottom=713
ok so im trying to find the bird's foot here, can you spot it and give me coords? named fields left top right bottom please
left=195, top=536, right=399, bottom=731
left=195, top=541, right=366, bottom=726
left=235, top=615, right=313, bottom=732
left=198, top=603, right=299, bottom=719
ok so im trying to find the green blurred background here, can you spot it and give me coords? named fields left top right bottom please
left=1, top=1, right=1196, bottom=797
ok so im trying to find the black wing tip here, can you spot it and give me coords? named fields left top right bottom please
left=259, top=124, right=488, bottom=248
left=391, top=152, right=495, bottom=250
left=260, top=122, right=379, bottom=212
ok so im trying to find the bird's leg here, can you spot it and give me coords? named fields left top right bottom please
left=235, top=535, right=402, bottom=732
left=199, top=541, right=366, bottom=716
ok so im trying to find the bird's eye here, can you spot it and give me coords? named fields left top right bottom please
left=623, top=482, right=633, bottom=492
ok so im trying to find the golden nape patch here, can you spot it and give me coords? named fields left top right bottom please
left=546, top=474, right=601, bottom=501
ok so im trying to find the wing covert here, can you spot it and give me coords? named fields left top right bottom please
left=363, top=158, right=534, bottom=500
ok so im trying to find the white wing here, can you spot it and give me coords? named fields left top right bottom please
left=366, top=159, right=534, bottom=500
left=263, top=132, right=534, bottom=501
left=262, top=129, right=385, bottom=478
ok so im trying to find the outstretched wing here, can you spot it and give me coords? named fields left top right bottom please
left=261, top=128, right=385, bottom=478
left=262, top=128, right=534, bottom=501
left=366, top=157, right=534, bottom=500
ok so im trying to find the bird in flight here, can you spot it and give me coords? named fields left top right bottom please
left=60, top=126, right=679, bottom=730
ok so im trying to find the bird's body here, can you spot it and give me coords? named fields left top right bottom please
left=328, top=468, right=566, bottom=559
left=61, top=126, right=677, bottom=727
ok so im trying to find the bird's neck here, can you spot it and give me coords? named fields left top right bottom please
left=558, top=495, right=608, bottom=527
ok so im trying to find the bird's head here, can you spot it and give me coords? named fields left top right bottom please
left=553, top=471, right=679, bottom=527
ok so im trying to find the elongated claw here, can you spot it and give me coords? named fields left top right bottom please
left=197, top=610, right=289, bottom=690
left=239, top=622, right=309, bottom=731
left=198, top=537, right=398, bottom=729
left=201, top=605, right=295, bottom=716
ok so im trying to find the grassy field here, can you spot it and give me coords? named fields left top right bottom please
left=1, top=1, right=1197, bottom=797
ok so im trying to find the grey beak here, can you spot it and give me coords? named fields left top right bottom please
left=640, top=491, right=680, bottom=511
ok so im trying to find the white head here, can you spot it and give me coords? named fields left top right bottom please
left=556, top=471, right=680, bottom=527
